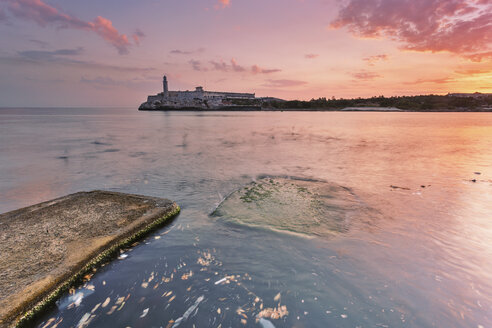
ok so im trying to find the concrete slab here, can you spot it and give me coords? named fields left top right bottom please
left=0, top=191, right=180, bottom=327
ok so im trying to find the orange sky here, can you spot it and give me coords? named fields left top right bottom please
left=0, top=0, right=490, bottom=106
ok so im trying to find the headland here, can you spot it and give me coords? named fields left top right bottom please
left=139, top=76, right=491, bottom=112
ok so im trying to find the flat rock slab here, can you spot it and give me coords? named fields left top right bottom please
left=0, top=191, right=179, bottom=327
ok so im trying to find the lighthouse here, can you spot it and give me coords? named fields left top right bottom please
left=163, top=75, right=169, bottom=99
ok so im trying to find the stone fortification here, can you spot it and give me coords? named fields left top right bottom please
left=139, top=76, right=260, bottom=110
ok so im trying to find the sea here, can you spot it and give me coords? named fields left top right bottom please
left=0, top=108, right=491, bottom=327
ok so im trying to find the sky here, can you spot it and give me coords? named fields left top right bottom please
left=0, top=0, right=491, bottom=107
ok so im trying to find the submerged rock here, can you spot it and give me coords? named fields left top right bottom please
left=212, top=177, right=379, bottom=237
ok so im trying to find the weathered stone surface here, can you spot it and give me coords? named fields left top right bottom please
left=0, top=191, right=179, bottom=327
left=212, top=177, right=380, bottom=238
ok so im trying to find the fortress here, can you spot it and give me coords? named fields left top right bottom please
left=139, top=76, right=260, bottom=110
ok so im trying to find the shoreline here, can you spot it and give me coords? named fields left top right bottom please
left=138, top=107, right=492, bottom=112
left=0, top=191, right=180, bottom=328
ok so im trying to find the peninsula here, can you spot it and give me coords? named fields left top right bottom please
left=139, top=76, right=492, bottom=112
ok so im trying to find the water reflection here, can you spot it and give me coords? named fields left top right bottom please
left=0, top=109, right=491, bottom=327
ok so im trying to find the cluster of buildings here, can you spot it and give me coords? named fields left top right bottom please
left=139, top=76, right=260, bottom=110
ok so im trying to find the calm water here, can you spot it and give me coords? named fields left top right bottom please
left=0, top=108, right=491, bottom=327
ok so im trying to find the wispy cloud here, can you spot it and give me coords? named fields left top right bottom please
left=403, top=77, right=455, bottom=85
left=132, top=29, right=145, bottom=45
left=210, top=60, right=229, bottom=71
left=207, top=59, right=280, bottom=74
left=331, top=0, right=492, bottom=60
left=0, top=7, right=7, bottom=21
left=454, top=68, right=491, bottom=75
left=1, top=49, right=155, bottom=73
left=363, top=54, right=388, bottom=66
left=170, top=48, right=205, bottom=55
left=351, top=70, right=381, bottom=81
left=230, top=58, right=246, bottom=72
left=80, top=76, right=155, bottom=89
left=305, top=54, right=319, bottom=59
left=18, top=47, right=84, bottom=61
left=217, top=0, right=230, bottom=8
left=29, top=39, right=50, bottom=48
left=263, top=79, right=308, bottom=88
left=1, top=0, right=135, bottom=54
left=465, top=51, right=492, bottom=62
left=251, top=65, right=281, bottom=74
left=189, top=59, right=208, bottom=71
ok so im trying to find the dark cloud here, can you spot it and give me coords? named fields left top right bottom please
left=210, top=60, right=229, bottom=71
left=208, top=59, right=280, bottom=74
left=29, top=39, right=50, bottom=48
left=1, top=50, right=155, bottom=73
left=170, top=48, right=205, bottom=55
left=18, top=47, right=84, bottom=61
left=189, top=59, right=208, bottom=71
left=331, top=0, right=492, bottom=59
left=132, top=29, right=146, bottom=45
left=80, top=76, right=157, bottom=90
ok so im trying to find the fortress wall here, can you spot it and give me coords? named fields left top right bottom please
left=204, top=91, right=254, bottom=99
left=143, top=78, right=255, bottom=108
left=147, top=94, right=163, bottom=103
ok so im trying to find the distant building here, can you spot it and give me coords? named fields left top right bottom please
left=140, top=75, right=257, bottom=110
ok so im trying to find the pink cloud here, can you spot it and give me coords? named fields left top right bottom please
left=403, top=77, right=455, bottom=85
left=217, top=0, right=230, bottom=8
left=305, top=54, right=319, bottom=59
left=2, top=0, right=133, bottom=54
left=351, top=70, right=381, bottom=81
left=90, top=16, right=130, bottom=54
left=208, top=59, right=280, bottom=74
left=251, top=64, right=281, bottom=74
left=465, top=51, right=492, bottom=62
left=363, top=54, right=388, bottom=66
left=331, top=0, right=492, bottom=59
left=230, top=58, right=246, bottom=72
left=455, top=68, right=491, bottom=75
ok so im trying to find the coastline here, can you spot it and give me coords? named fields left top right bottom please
left=138, top=107, right=492, bottom=112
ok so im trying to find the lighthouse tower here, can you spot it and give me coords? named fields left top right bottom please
left=163, top=75, right=169, bottom=99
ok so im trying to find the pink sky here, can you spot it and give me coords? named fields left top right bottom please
left=0, top=0, right=490, bottom=106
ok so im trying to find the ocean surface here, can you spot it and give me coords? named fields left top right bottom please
left=0, top=108, right=491, bottom=328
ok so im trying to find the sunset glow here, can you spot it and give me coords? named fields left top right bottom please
left=0, top=0, right=490, bottom=106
